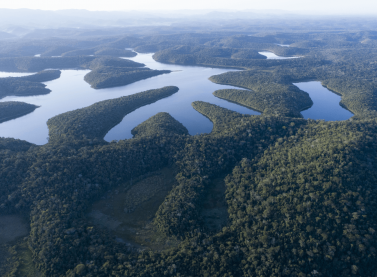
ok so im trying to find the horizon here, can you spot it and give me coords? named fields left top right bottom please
left=0, top=0, right=376, bottom=16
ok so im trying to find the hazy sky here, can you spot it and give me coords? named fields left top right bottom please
left=0, top=0, right=376, bottom=15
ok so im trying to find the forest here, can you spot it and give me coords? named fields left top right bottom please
left=0, top=20, right=377, bottom=277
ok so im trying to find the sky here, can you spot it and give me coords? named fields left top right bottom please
left=0, top=0, right=376, bottom=15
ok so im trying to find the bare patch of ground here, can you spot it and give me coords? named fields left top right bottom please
left=88, top=166, right=179, bottom=250
left=201, top=177, right=229, bottom=232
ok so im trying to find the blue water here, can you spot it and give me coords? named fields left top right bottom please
left=0, top=54, right=260, bottom=145
left=295, top=81, right=353, bottom=121
left=0, top=52, right=353, bottom=145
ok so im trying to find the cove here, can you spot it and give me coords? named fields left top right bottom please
left=295, top=81, right=353, bottom=121
left=0, top=54, right=260, bottom=145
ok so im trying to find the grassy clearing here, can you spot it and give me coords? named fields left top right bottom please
left=0, top=215, right=41, bottom=277
left=14, top=241, right=43, bottom=277
left=89, top=166, right=179, bottom=251
left=0, top=215, right=28, bottom=245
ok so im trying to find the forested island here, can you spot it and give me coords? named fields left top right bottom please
left=84, top=67, right=171, bottom=89
left=1, top=13, right=377, bottom=277
left=0, top=70, right=61, bottom=99
left=0, top=101, right=38, bottom=123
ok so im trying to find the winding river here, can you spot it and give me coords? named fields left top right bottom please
left=0, top=52, right=352, bottom=145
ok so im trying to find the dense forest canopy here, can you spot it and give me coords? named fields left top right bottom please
left=0, top=15, right=377, bottom=277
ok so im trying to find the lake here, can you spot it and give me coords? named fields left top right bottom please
left=294, top=81, right=353, bottom=121
left=0, top=52, right=353, bottom=145
left=0, top=54, right=259, bottom=145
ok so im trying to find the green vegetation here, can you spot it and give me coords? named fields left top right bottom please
left=152, top=45, right=322, bottom=69
left=131, top=112, right=188, bottom=137
left=19, top=70, right=61, bottom=82
left=0, top=137, right=34, bottom=152
left=1, top=240, right=43, bottom=277
left=1, top=29, right=377, bottom=276
left=46, top=86, right=179, bottom=143
left=89, top=166, right=179, bottom=251
left=0, top=102, right=38, bottom=123
left=0, top=79, right=49, bottom=99
left=46, top=47, right=136, bottom=58
left=0, top=70, right=61, bottom=99
left=84, top=67, right=170, bottom=89
left=86, top=57, right=144, bottom=70
left=1, top=93, right=377, bottom=276
left=0, top=56, right=95, bottom=72
left=82, top=57, right=164, bottom=89
left=211, top=70, right=313, bottom=117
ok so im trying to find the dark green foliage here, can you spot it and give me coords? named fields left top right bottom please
left=84, top=66, right=170, bottom=89
left=0, top=70, right=61, bottom=99
left=18, top=70, right=61, bottom=82
left=154, top=46, right=326, bottom=69
left=131, top=112, right=188, bottom=137
left=47, top=86, right=179, bottom=143
left=87, top=56, right=144, bottom=70
left=0, top=137, right=34, bottom=152
left=2, top=29, right=377, bottom=277
left=0, top=78, right=50, bottom=99
left=154, top=102, right=306, bottom=238
left=321, top=78, right=377, bottom=119
left=222, top=119, right=377, bottom=276
left=0, top=101, right=38, bottom=123
left=211, top=71, right=313, bottom=117
left=0, top=56, right=95, bottom=72
left=206, top=35, right=308, bottom=56
left=191, top=101, right=245, bottom=132
left=61, top=47, right=137, bottom=57
left=1, top=96, right=377, bottom=276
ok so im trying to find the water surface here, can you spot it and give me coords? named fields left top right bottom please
left=294, top=81, right=353, bottom=121
left=259, top=51, right=299, bottom=59
left=0, top=53, right=354, bottom=145
left=0, top=54, right=260, bottom=144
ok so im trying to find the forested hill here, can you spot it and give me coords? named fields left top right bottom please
left=1, top=97, right=377, bottom=276
left=1, top=28, right=377, bottom=277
